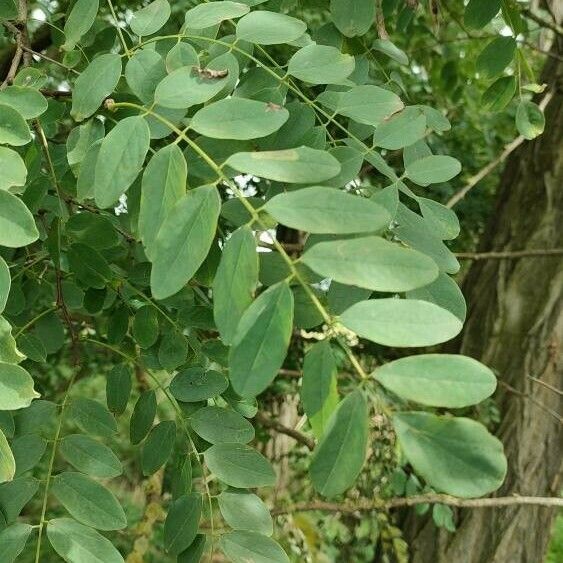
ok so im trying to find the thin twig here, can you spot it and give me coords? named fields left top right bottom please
left=447, top=92, right=554, bottom=208
left=272, top=494, right=563, bottom=515
left=0, top=0, right=28, bottom=87
left=375, top=0, right=389, bottom=40
left=498, top=380, right=563, bottom=425
left=455, top=249, right=563, bottom=260
left=255, top=412, right=315, bottom=451
left=522, top=8, right=563, bottom=37
left=527, top=375, right=563, bottom=397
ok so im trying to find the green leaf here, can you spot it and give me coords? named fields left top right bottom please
left=106, top=364, right=132, bottom=415
left=220, top=531, right=289, bottom=563
left=0, top=191, right=38, bottom=248
left=185, top=1, right=249, bottom=29
left=204, top=443, right=276, bottom=488
left=59, top=434, right=122, bottom=479
left=158, top=331, right=189, bottom=371
left=0, top=86, right=47, bottom=119
left=464, top=0, right=501, bottom=29
left=51, top=472, right=127, bottom=530
left=371, top=39, right=409, bottom=65
left=154, top=65, right=230, bottom=109
left=69, top=398, right=117, bottom=438
left=330, top=0, right=374, bottom=37
left=481, top=76, right=516, bottom=111
left=406, top=272, right=467, bottom=322
left=125, top=49, right=167, bottom=104
left=130, top=0, right=170, bottom=37
left=62, top=0, right=98, bottom=51
left=301, top=341, right=339, bottom=439
left=132, top=305, right=159, bottom=349
left=0, top=258, right=10, bottom=314
left=213, top=226, right=258, bottom=345
left=516, top=100, right=545, bottom=140
left=0, top=523, right=33, bottom=562
left=218, top=489, right=273, bottom=536
left=191, top=98, right=289, bottom=140
left=190, top=406, right=255, bottom=444
left=66, top=213, right=118, bottom=250
left=94, top=116, right=150, bottom=208
left=418, top=197, right=460, bottom=240
left=374, top=354, right=497, bottom=408
left=340, top=298, right=463, bottom=347
left=393, top=412, right=507, bottom=497
left=11, top=434, right=46, bottom=476
left=288, top=44, right=355, bottom=85
left=226, top=147, right=341, bottom=183
left=166, top=42, right=199, bottom=73
left=47, top=518, right=124, bottom=563
left=151, top=185, right=221, bottom=300
left=164, top=492, right=202, bottom=555
left=170, top=367, right=228, bottom=402
left=317, top=85, right=403, bottom=126
left=405, top=155, right=461, bottom=186
left=0, top=317, right=24, bottom=364
left=67, top=243, right=112, bottom=289
left=70, top=54, right=122, bottom=122
left=302, top=236, right=438, bottom=292
left=178, top=535, right=207, bottom=563
left=236, top=11, right=306, bottom=45
left=264, top=186, right=391, bottom=234
left=141, top=420, right=176, bottom=476
left=309, top=389, right=368, bottom=497
left=0, top=475, right=39, bottom=523
left=393, top=204, right=460, bottom=274
left=0, top=146, right=26, bottom=191
left=139, top=144, right=186, bottom=260
left=76, top=139, right=102, bottom=200
left=372, top=106, right=427, bottom=150
left=230, top=281, right=294, bottom=398
left=476, top=37, right=516, bottom=79
left=0, top=428, right=15, bottom=483
left=0, top=362, right=39, bottom=410
left=130, top=390, right=157, bottom=445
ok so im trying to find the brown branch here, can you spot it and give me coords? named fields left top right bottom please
left=447, top=92, right=554, bottom=208
left=498, top=380, right=563, bottom=424
left=255, top=412, right=315, bottom=451
left=523, top=8, right=563, bottom=37
left=1, top=1, right=28, bottom=87
left=456, top=249, right=563, bottom=260
left=273, top=494, right=563, bottom=515
left=528, top=375, right=563, bottom=396
left=375, top=0, right=389, bottom=40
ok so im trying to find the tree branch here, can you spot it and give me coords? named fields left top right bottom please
left=455, top=249, right=563, bottom=260
left=272, top=494, right=563, bottom=515
left=523, top=8, right=563, bottom=37
left=447, top=92, right=554, bottom=207
left=1, top=0, right=28, bottom=88
left=255, top=412, right=315, bottom=451
left=375, top=0, right=389, bottom=40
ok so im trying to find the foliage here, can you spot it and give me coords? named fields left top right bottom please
left=0, top=0, right=555, bottom=561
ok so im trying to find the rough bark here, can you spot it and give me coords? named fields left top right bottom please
left=403, top=41, right=562, bottom=563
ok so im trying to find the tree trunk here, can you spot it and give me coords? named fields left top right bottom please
left=403, top=42, right=562, bottom=563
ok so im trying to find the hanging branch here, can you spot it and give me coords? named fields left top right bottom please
left=273, top=494, right=563, bottom=515
left=447, top=92, right=554, bottom=207
left=455, top=249, right=563, bottom=260
left=375, top=0, right=389, bottom=40
left=1, top=0, right=29, bottom=87
left=255, top=412, right=315, bottom=451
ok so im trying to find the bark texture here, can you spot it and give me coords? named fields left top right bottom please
left=403, top=41, right=562, bottom=563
